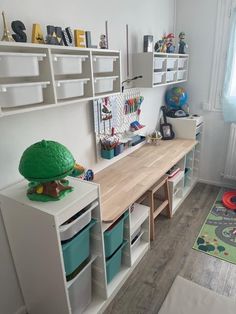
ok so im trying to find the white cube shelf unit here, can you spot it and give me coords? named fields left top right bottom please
left=132, top=52, right=189, bottom=88
left=0, top=41, right=121, bottom=117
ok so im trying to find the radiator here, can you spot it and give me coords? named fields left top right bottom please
left=224, top=123, right=236, bottom=180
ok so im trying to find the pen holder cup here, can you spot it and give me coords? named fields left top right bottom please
left=114, top=144, right=122, bottom=156
left=101, top=149, right=114, bottom=160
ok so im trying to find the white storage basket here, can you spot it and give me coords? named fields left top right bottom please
left=166, top=71, right=176, bottom=82
left=59, top=201, right=98, bottom=241
left=0, top=82, right=50, bottom=108
left=67, top=259, right=93, bottom=314
left=94, top=76, right=118, bottom=94
left=178, top=58, right=188, bottom=69
left=167, top=58, right=177, bottom=70
left=153, top=57, right=166, bottom=70
left=131, top=231, right=144, bottom=255
left=93, top=55, right=118, bottom=73
left=53, top=54, right=88, bottom=75
left=0, top=52, right=46, bottom=78
left=177, top=70, right=186, bottom=81
left=153, top=72, right=165, bottom=84
left=56, top=78, right=89, bottom=100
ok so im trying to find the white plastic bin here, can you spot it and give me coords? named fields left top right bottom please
left=131, top=231, right=144, bottom=255
left=67, top=259, right=93, bottom=314
left=153, top=57, right=166, bottom=70
left=166, top=71, right=176, bottom=82
left=53, top=54, right=88, bottom=75
left=177, top=70, right=186, bottom=81
left=153, top=72, right=165, bottom=84
left=59, top=201, right=98, bottom=241
left=178, top=58, right=188, bottom=69
left=94, top=76, right=118, bottom=94
left=93, top=55, right=118, bottom=73
left=0, top=52, right=46, bottom=78
left=56, top=78, right=89, bottom=99
left=0, top=82, right=50, bottom=108
left=167, top=58, right=177, bottom=70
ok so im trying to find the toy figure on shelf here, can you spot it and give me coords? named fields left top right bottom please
left=154, top=39, right=164, bottom=52
left=166, top=33, right=175, bottom=53
left=1, top=11, right=14, bottom=41
left=99, top=34, right=107, bottom=49
left=160, top=35, right=167, bottom=53
left=178, top=32, right=188, bottom=54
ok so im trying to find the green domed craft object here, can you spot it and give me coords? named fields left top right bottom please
left=19, top=140, right=75, bottom=202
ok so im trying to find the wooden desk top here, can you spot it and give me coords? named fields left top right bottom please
left=94, top=139, right=197, bottom=222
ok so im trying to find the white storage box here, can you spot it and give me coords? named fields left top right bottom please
left=131, top=231, right=144, bottom=255
left=94, top=76, right=118, bottom=94
left=67, top=259, right=93, bottom=314
left=53, top=54, right=88, bottom=75
left=131, top=227, right=141, bottom=243
left=0, top=52, right=46, bottom=78
left=153, top=72, right=165, bottom=84
left=178, top=58, right=188, bottom=69
left=59, top=201, right=98, bottom=241
left=167, top=58, right=177, bottom=69
left=56, top=78, right=89, bottom=100
left=93, top=55, right=118, bottom=73
left=166, top=71, right=176, bottom=82
left=0, top=82, right=50, bottom=108
left=177, top=70, right=186, bottom=81
left=153, top=57, right=166, bottom=70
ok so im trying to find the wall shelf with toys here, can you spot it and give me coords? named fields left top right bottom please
left=0, top=41, right=121, bottom=118
left=132, top=52, right=189, bottom=88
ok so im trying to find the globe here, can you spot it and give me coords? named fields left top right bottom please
left=165, top=87, right=188, bottom=110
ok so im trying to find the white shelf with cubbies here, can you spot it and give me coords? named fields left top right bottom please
left=132, top=52, right=189, bottom=88
left=0, top=41, right=121, bottom=117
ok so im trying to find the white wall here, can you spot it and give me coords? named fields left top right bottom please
left=0, top=0, right=175, bottom=313
left=176, top=0, right=231, bottom=186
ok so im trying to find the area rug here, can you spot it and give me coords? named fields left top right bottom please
left=158, top=276, right=236, bottom=314
left=193, top=189, right=236, bottom=264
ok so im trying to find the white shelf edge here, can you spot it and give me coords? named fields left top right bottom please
left=131, top=241, right=149, bottom=266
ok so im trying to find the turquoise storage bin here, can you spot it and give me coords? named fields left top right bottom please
left=62, top=219, right=96, bottom=276
left=106, top=241, right=127, bottom=283
left=104, top=212, right=128, bottom=258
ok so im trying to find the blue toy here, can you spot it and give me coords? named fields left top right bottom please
left=165, top=87, right=188, bottom=110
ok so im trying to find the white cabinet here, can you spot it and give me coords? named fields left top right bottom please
left=0, top=42, right=121, bottom=117
left=132, top=52, right=189, bottom=88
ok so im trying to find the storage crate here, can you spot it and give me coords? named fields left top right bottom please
left=104, top=212, right=128, bottom=258
left=53, top=54, right=88, bottom=75
left=0, top=82, right=50, bottom=108
left=56, top=78, right=89, bottom=100
left=153, top=57, right=166, bottom=70
left=62, top=219, right=96, bottom=276
left=93, top=55, right=118, bottom=73
left=59, top=201, right=98, bottom=241
left=167, top=58, right=177, bottom=69
left=153, top=72, right=165, bottom=84
left=177, top=70, right=186, bottom=81
left=0, top=52, right=46, bottom=78
left=178, top=58, right=188, bottom=69
left=68, top=258, right=93, bottom=314
left=106, top=241, right=127, bottom=283
left=94, top=76, right=118, bottom=94
left=166, top=71, right=176, bottom=82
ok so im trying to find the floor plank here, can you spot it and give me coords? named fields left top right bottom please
left=104, top=183, right=236, bottom=314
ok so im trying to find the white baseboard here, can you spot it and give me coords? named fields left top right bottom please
left=15, top=306, right=27, bottom=314
left=198, top=178, right=236, bottom=189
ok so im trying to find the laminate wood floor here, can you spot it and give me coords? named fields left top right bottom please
left=104, top=183, right=236, bottom=314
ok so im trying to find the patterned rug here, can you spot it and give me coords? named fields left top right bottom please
left=193, top=189, right=236, bottom=264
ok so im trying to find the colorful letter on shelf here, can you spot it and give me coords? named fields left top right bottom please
left=62, top=27, right=73, bottom=46
left=74, top=29, right=86, bottom=48
left=11, top=20, right=27, bottom=42
left=46, top=25, right=63, bottom=45
left=32, top=24, right=44, bottom=44
left=85, top=31, right=97, bottom=48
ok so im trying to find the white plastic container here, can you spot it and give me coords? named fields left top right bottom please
left=167, top=58, right=177, bottom=69
left=153, top=72, right=165, bottom=84
left=94, top=76, right=118, bottom=94
left=53, top=54, right=88, bottom=75
left=131, top=231, right=144, bottom=255
left=177, top=70, right=186, bottom=81
left=56, top=78, right=89, bottom=100
left=67, top=259, right=93, bottom=314
left=59, top=201, right=98, bottom=241
left=93, top=55, right=118, bottom=73
left=0, top=52, right=46, bottom=78
left=178, top=58, right=188, bottom=69
left=131, top=227, right=141, bottom=243
left=153, top=57, right=166, bottom=70
left=166, top=71, right=176, bottom=82
left=0, top=82, right=50, bottom=108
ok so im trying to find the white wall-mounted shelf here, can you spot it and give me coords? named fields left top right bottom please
left=0, top=41, right=121, bottom=118
left=132, top=52, right=189, bottom=88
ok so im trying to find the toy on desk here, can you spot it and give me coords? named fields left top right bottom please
left=166, top=33, right=175, bottom=53
left=165, top=86, right=189, bottom=118
left=146, top=130, right=162, bottom=145
left=99, top=34, right=108, bottom=49
left=19, top=140, right=75, bottom=201
left=71, top=163, right=94, bottom=181
left=178, top=32, right=188, bottom=54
